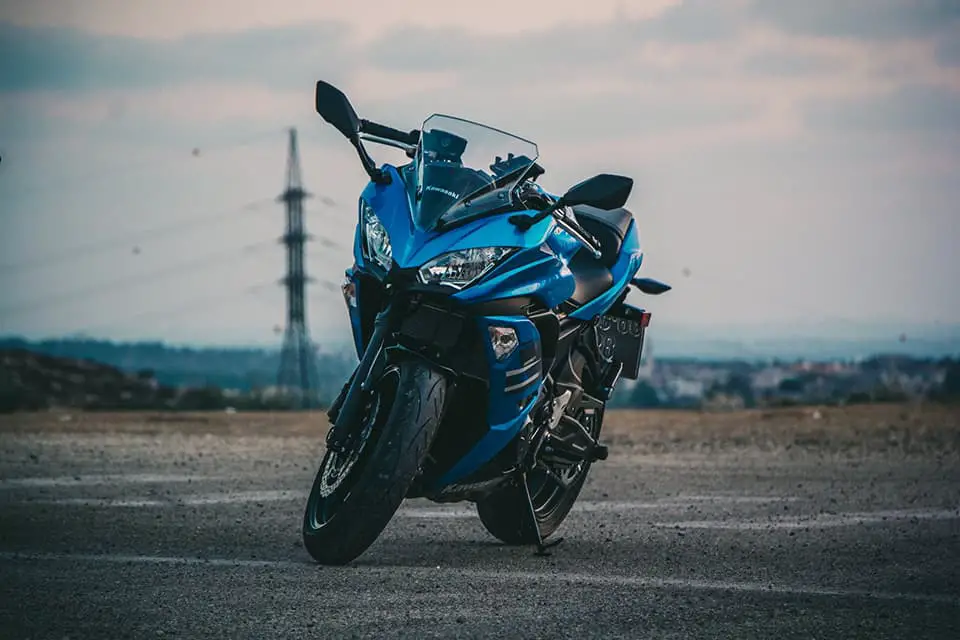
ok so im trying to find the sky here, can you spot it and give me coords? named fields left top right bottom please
left=0, top=0, right=959, bottom=348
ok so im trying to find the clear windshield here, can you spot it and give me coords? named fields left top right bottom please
left=408, top=114, right=539, bottom=230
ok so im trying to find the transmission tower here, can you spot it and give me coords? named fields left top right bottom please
left=276, top=127, right=317, bottom=407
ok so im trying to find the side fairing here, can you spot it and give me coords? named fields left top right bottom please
left=452, top=249, right=575, bottom=310
left=431, top=315, right=542, bottom=487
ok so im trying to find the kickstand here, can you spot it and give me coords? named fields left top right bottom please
left=520, top=470, right=564, bottom=557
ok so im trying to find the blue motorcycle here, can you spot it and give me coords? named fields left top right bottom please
left=302, top=81, right=671, bottom=564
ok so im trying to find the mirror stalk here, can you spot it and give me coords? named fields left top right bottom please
left=351, top=137, right=391, bottom=185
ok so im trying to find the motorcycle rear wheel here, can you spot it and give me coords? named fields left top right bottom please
left=302, top=362, right=447, bottom=565
left=476, top=405, right=603, bottom=545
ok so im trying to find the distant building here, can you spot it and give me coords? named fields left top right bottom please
left=665, top=378, right=705, bottom=400
left=752, top=366, right=791, bottom=391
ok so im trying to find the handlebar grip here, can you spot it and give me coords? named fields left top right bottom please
left=359, top=120, right=420, bottom=145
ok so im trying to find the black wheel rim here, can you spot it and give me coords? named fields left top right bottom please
left=528, top=405, right=601, bottom=520
left=305, top=366, right=401, bottom=530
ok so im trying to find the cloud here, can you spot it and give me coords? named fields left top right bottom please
left=3, top=1, right=741, bottom=96
left=0, top=0, right=679, bottom=40
left=4, top=2, right=954, bottom=168
left=750, top=0, right=960, bottom=40
left=743, top=50, right=844, bottom=76
left=935, top=30, right=960, bottom=66
left=630, top=0, right=744, bottom=42
left=0, top=21, right=351, bottom=92
left=804, top=85, right=960, bottom=133
left=363, top=0, right=742, bottom=76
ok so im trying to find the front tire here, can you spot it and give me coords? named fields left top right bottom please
left=302, top=362, right=447, bottom=565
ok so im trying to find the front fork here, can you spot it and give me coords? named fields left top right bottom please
left=326, top=303, right=393, bottom=453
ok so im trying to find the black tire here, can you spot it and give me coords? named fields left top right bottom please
left=476, top=406, right=602, bottom=545
left=475, top=467, right=592, bottom=545
left=302, top=362, right=447, bottom=565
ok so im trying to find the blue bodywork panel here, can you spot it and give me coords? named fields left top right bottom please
left=357, top=166, right=557, bottom=269
left=433, top=315, right=542, bottom=487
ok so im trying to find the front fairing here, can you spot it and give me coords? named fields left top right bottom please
left=358, top=165, right=554, bottom=274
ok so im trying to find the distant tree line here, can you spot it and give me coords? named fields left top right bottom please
left=608, top=356, right=960, bottom=410
left=2, top=338, right=959, bottom=413
left=930, top=358, right=960, bottom=403
left=0, top=337, right=357, bottom=407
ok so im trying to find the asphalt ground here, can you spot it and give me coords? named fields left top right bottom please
left=1, top=407, right=958, bottom=639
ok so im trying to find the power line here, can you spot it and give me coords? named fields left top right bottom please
left=0, top=239, right=278, bottom=318
left=75, top=280, right=281, bottom=335
left=63, top=273, right=345, bottom=337
left=1, top=196, right=349, bottom=276
left=1, top=128, right=286, bottom=205
left=0, top=198, right=275, bottom=274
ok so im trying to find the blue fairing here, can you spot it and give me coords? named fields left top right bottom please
left=346, top=163, right=644, bottom=488
left=433, top=315, right=542, bottom=487
left=358, top=167, right=551, bottom=267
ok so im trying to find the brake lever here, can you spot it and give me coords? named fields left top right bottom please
left=509, top=205, right=602, bottom=260
left=552, top=209, right=603, bottom=260
left=508, top=188, right=559, bottom=230
left=508, top=209, right=551, bottom=231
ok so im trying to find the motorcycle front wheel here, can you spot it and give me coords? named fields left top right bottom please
left=302, top=361, right=448, bottom=565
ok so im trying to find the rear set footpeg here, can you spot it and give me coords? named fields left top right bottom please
left=543, top=414, right=609, bottom=464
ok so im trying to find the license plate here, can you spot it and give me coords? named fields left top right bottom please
left=594, top=315, right=645, bottom=379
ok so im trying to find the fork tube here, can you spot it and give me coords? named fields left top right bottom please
left=325, top=303, right=392, bottom=451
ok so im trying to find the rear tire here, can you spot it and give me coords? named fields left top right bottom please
left=475, top=464, right=592, bottom=544
left=476, top=404, right=603, bottom=545
left=302, top=362, right=447, bottom=565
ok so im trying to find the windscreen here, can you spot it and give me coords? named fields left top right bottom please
left=409, top=114, right=539, bottom=230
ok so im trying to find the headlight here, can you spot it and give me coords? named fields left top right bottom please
left=418, top=247, right=513, bottom=290
left=361, top=199, right=392, bottom=270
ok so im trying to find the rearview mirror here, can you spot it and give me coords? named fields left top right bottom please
left=315, top=81, right=360, bottom=140
left=561, top=174, right=633, bottom=210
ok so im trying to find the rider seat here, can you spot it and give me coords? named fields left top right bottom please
left=565, top=205, right=634, bottom=307
left=568, top=251, right=614, bottom=306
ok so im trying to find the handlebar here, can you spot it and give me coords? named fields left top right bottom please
left=359, top=119, right=420, bottom=146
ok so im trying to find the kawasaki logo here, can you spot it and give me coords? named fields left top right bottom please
left=424, top=185, right=460, bottom=199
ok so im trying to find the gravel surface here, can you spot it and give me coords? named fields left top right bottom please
left=1, top=406, right=958, bottom=638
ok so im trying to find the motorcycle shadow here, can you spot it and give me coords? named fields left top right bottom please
left=347, top=534, right=642, bottom=570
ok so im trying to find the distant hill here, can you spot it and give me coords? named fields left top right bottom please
left=0, top=337, right=356, bottom=405
left=0, top=348, right=176, bottom=412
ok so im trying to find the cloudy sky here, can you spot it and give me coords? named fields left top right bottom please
left=0, top=0, right=958, bottom=347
